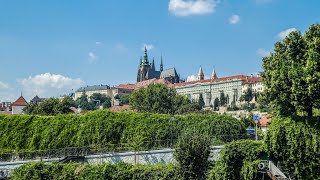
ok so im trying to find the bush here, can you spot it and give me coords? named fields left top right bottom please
left=0, top=111, right=245, bottom=153
left=174, top=129, right=211, bottom=179
left=208, top=140, right=264, bottom=180
left=10, top=162, right=181, bottom=180
left=264, top=116, right=320, bottom=179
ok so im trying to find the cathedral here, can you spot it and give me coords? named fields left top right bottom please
left=137, top=47, right=180, bottom=84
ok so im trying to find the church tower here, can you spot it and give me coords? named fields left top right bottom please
left=198, top=66, right=204, bottom=80
left=211, top=67, right=217, bottom=79
left=137, top=47, right=152, bottom=82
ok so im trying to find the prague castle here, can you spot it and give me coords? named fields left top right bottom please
left=137, top=47, right=180, bottom=84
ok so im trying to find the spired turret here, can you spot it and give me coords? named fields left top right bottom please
left=211, top=67, right=217, bottom=79
left=142, top=47, right=149, bottom=65
left=198, top=66, right=204, bottom=80
left=160, top=55, right=163, bottom=72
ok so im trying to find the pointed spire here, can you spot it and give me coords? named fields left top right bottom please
left=211, top=67, right=217, bottom=79
left=198, top=66, right=204, bottom=80
left=160, top=55, right=163, bottom=72
left=139, top=56, right=142, bottom=65
left=142, top=47, right=149, bottom=65
left=152, top=57, right=155, bottom=69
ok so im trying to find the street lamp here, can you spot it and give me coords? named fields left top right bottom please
left=92, top=99, right=101, bottom=109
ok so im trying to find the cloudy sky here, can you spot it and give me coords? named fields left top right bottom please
left=0, top=0, right=319, bottom=101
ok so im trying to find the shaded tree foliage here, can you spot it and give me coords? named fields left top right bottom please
left=261, top=24, right=320, bottom=116
left=130, top=84, right=193, bottom=114
left=174, top=129, right=211, bottom=179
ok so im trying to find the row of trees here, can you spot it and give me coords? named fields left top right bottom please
left=24, top=93, right=112, bottom=116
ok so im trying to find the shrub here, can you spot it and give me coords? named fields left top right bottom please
left=264, top=116, right=320, bottom=179
left=0, top=111, right=245, bottom=153
left=10, top=162, right=181, bottom=180
left=208, top=140, right=264, bottom=180
left=174, top=129, right=211, bottom=179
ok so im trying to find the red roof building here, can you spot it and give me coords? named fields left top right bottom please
left=12, top=96, right=28, bottom=106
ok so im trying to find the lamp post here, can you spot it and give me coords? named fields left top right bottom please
left=253, top=115, right=260, bottom=140
left=92, top=99, right=101, bottom=109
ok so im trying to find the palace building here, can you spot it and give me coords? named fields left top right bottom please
left=137, top=47, right=180, bottom=84
left=174, top=67, right=263, bottom=107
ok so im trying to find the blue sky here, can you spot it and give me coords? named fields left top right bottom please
left=0, top=0, right=319, bottom=101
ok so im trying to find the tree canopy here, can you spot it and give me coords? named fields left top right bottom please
left=261, top=24, right=320, bottom=116
left=129, top=84, right=193, bottom=114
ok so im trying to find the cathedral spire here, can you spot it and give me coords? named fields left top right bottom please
left=152, top=57, right=155, bottom=69
left=211, top=67, right=217, bottom=79
left=160, top=55, right=163, bottom=72
left=142, top=47, right=149, bottom=65
left=139, top=56, right=142, bottom=65
left=198, top=66, right=204, bottom=80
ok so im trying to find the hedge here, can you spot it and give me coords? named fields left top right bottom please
left=208, top=140, right=265, bottom=180
left=10, top=162, right=181, bottom=180
left=264, top=116, right=320, bottom=179
left=0, top=110, right=245, bottom=153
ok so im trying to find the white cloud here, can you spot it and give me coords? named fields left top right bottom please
left=88, top=52, right=98, bottom=63
left=187, top=75, right=198, bottom=82
left=278, top=28, right=297, bottom=39
left=19, top=73, right=85, bottom=98
left=168, top=0, right=218, bottom=16
left=0, top=81, right=10, bottom=89
left=0, top=81, right=14, bottom=102
left=229, top=15, right=240, bottom=24
left=142, top=44, right=154, bottom=51
left=95, top=41, right=102, bottom=45
left=257, top=48, right=271, bottom=57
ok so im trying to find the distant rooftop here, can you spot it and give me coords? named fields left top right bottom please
left=174, top=75, right=261, bottom=87
left=76, top=84, right=111, bottom=92
left=12, top=96, right=28, bottom=106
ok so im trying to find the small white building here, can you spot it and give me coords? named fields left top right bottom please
left=11, top=96, right=28, bottom=114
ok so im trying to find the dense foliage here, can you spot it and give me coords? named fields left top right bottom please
left=209, top=140, right=265, bottom=180
left=174, top=129, right=211, bottom=179
left=0, top=111, right=245, bottom=153
left=24, top=93, right=112, bottom=115
left=10, top=162, right=181, bottom=180
left=129, top=84, right=197, bottom=114
left=264, top=116, right=320, bottom=179
left=24, top=97, right=75, bottom=116
left=261, top=24, right=320, bottom=116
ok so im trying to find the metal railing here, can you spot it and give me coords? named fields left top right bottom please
left=0, top=134, right=249, bottom=163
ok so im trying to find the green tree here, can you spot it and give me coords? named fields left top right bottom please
left=119, top=94, right=130, bottom=105
left=75, top=92, right=94, bottom=111
left=220, top=92, right=226, bottom=106
left=174, top=129, right=211, bottom=179
left=213, top=98, right=220, bottom=111
left=55, top=96, right=75, bottom=114
left=89, top=93, right=111, bottom=109
left=198, top=93, right=205, bottom=109
left=261, top=24, right=320, bottom=116
left=239, top=88, right=253, bottom=104
left=130, top=84, right=188, bottom=114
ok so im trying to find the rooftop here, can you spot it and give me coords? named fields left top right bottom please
left=76, top=84, right=111, bottom=92
left=12, top=96, right=28, bottom=106
left=174, top=75, right=261, bottom=87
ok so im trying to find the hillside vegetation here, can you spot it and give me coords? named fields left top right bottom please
left=0, top=110, right=245, bottom=153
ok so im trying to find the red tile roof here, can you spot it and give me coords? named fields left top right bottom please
left=136, top=78, right=173, bottom=88
left=113, top=84, right=136, bottom=90
left=110, top=105, right=131, bottom=111
left=259, top=114, right=272, bottom=127
left=174, top=75, right=261, bottom=87
left=12, top=96, right=28, bottom=106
